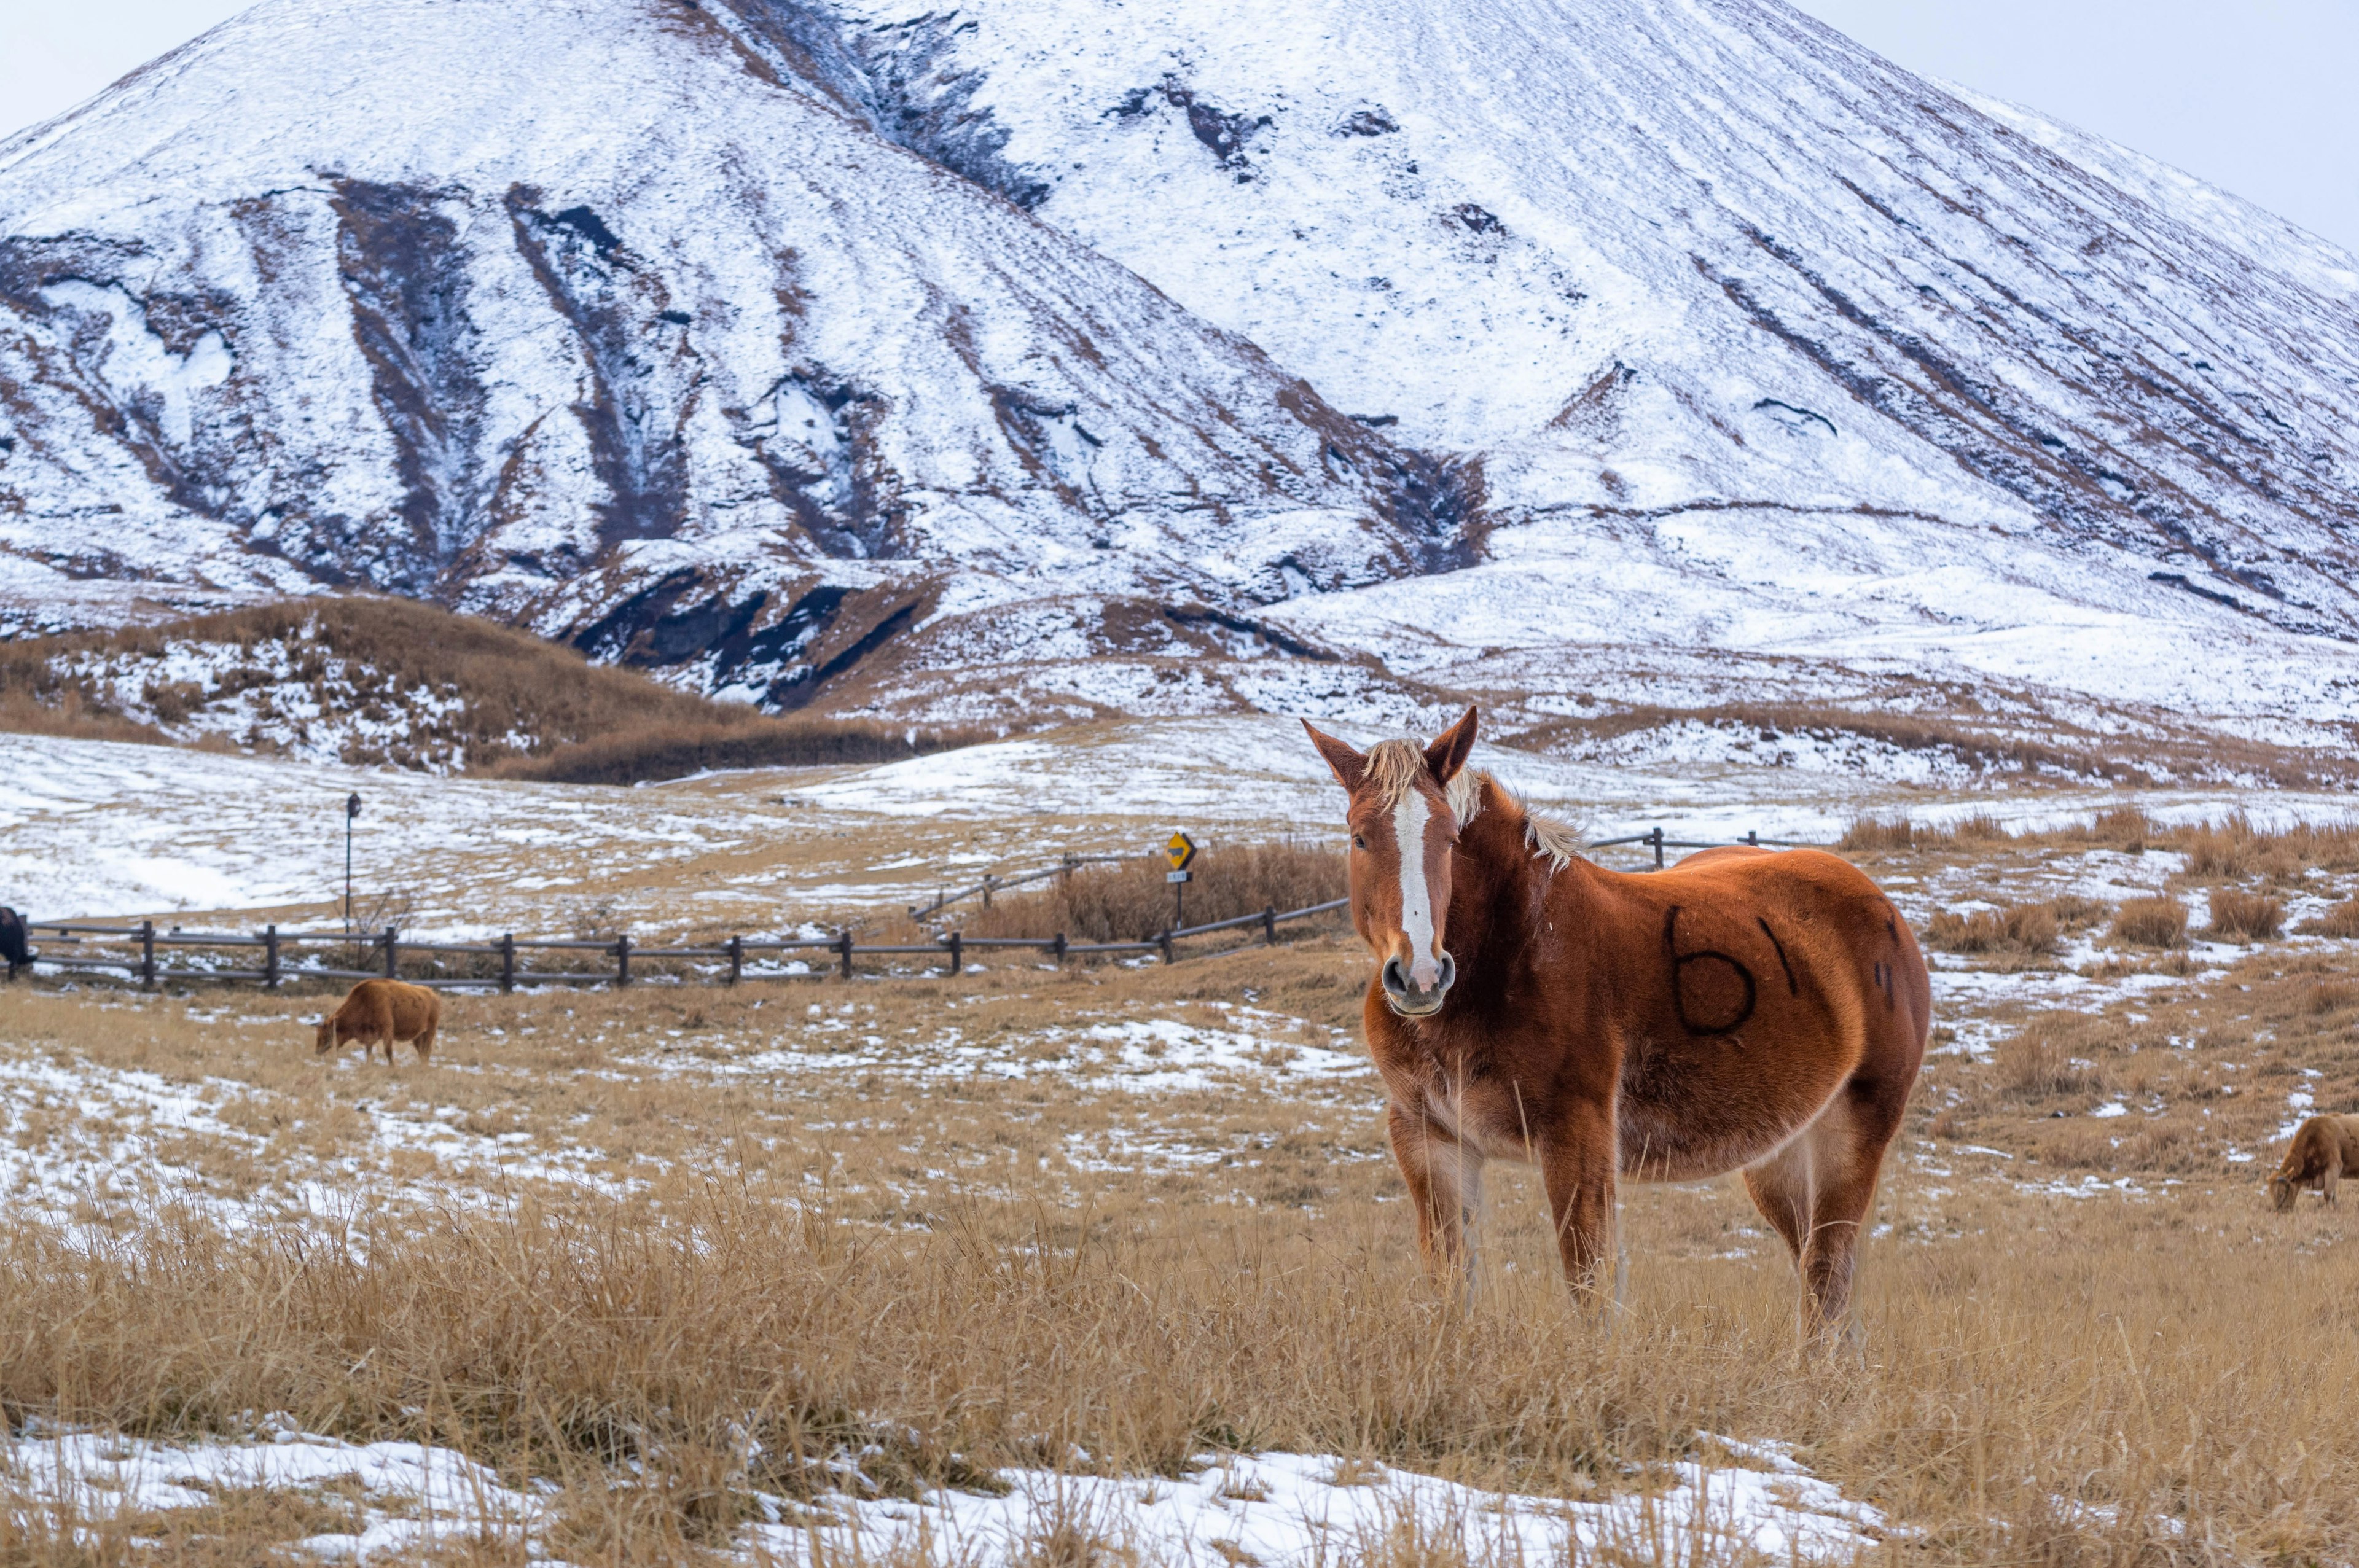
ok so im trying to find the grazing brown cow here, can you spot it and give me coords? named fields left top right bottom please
left=315, top=979, right=440, bottom=1065
left=2271, top=1114, right=2359, bottom=1211
left=1304, top=706, right=1930, bottom=1343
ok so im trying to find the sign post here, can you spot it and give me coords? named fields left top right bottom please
left=344, top=792, right=362, bottom=934
left=1164, top=831, right=1198, bottom=931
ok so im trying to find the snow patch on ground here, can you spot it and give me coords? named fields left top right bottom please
left=2, top=1418, right=539, bottom=1562
left=753, top=1441, right=1896, bottom=1566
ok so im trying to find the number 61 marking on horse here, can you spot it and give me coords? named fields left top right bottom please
left=1304, top=705, right=1928, bottom=1345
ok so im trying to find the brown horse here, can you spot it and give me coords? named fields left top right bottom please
left=1305, top=706, right=1929, bottom=1340
left=316, top=979, right=442, bottom=1065
left=2270, top=1114, right=2359, bottom=1211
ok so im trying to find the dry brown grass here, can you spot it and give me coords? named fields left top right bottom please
left=2081, top=805, right=2153, bottom=849
left=9, top=885, right=2359, bottom=1562
left=486, top=716, right=990, bottom=784
left=0, top=598, right=985, bottom=781
left=2110, top=895, right=2190, bottom=949
left=953, top=843, right=1347, bottom=943
left=1506, top=704, right=2359, bottom=788
left=2176, top=812, right=2359, bottom=883
left=2207, top=887, right=2287, bottom=942
left=1842, top=813, right=2017, bottom=853
left=2300, top=900, right=2359, bottom=938
left=1923, top=901, right=2061, bottom=959
left=1991, top=1016, right=2097, bottom=1098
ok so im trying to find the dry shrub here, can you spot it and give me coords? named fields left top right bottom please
left=1848, top=813, right=2019, bottom=852
left=1995, top=1016, right=2094, bottom=1098
left=2299, top=900, right=2359, bottom=938
left=1943, top=812, right=2013, bottom=845
left=2207, top=889, right=2286, bottom=942
left=2086, top=805, right=2152, bottom=851
left=1839, top=816, right=1917, bottom=851
left=1925, top=902, right=2060, bottom=957
left=2305, top=981, right=2359, bottom=1016
left=958, top=843, right=1346, bottom=942
left=488, top=716, right=990, bottom=784
left=2048, top=894, right=2113, bottom=932
left=2111, top=896, right=2189, bottom=949
left=2173, top=813, right=2359, bottom=882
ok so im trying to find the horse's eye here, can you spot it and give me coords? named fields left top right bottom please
left=1353, top=834, right=1367, bottom=850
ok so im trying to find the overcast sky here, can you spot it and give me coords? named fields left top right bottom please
left=4, top=0, right=2357, bottom=254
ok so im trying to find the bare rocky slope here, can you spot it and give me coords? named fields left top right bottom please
left=2, top=0, right=2356, bottom=773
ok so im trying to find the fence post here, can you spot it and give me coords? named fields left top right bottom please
left=946, top=930, right=963, bottom=977
left=140, top=920, right=156, bottom=990
left=1052, top=932, right=1067, bottom=968
left=264, top=924, right=280, bottom=990
left=837, top=930, right=853, bottom=980
left=383, top=926, right=398, bottom=979
left=1745, top=830, right=1759, bottom=846
left=616, top=933, right=632, bottom=988
left=1650, top=827, right=1665, bottom=870
left=1264, top=905, right=1277, bottom=945
left=1160, top=929, right=1175, bottom=964
left=499, top=934, right=516, bottom=994
left=727, top=935, right=743, bottom=985
left=981, top=877, right=996, bottom=910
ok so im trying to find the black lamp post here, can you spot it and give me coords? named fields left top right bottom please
left=344, top=792, right=362, bottom=933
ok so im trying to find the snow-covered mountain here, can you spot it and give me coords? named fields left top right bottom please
left=0, top=0, right=1461, bottom=709
left=3, top=0, right=2357, bottom=763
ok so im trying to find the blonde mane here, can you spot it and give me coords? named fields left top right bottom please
left=1366, top=739, right=1489, bottom=829
left=1478, top=768, right=1585, bottom=871
left=1525, top=805, right=1585, bottom=871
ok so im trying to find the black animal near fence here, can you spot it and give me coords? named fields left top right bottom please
left=6, top=825, right=1809, bottom=993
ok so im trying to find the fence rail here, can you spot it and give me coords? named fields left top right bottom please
left=7, top=898, right=1358, bottom=994
left=904, top=852, right=1138, bottom=922
left=7, top=825, right=1796, bottom=993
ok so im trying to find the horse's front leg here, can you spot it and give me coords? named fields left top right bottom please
left=1387, top=1100, right=1484, bottom=1296
left=1538, top=1102, right=1617, bottom=1305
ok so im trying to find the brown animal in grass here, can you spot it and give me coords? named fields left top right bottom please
left=2270, top=1114, right=2359, bottom=1211
left=1304, top=706, right=1929, bottom=1343
left=315, top=979, right=440, bottom=1065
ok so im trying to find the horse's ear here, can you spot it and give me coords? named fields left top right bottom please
left=1424, top=704, right=1479, bottom=785
left=1302, top=720, right=1367, bottom=792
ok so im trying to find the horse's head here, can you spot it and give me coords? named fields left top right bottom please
left=1303, top=706, right=1479, bottom=1018
left=2270, top=1174, right=2298, bottom=1212
left=313, top=1015, right=337, bottom=1057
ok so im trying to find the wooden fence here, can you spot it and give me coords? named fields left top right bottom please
left=8, top=825, right=1805, bottom=993
left=12, top=898, right=1354, bottom=993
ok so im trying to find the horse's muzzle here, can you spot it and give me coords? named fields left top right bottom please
left=1382, top=951, right=1456, bottom=1016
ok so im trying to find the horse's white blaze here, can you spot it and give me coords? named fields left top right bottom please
left=1393, top=789, right=1440, bottom=986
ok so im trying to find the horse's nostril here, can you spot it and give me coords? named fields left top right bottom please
left=1382, top=958, right=1407, bottom=994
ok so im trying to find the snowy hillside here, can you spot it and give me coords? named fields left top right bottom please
left=0, top=0, right=1453, bottom=710
left=2, top=0, right=2357, bottom=755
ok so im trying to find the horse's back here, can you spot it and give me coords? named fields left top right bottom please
left=338, top=979, right=421, bottom=1034
left=384, top=981, right=439, bottom=1036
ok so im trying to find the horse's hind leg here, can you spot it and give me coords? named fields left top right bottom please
left=1741, top=1139, right=1813, bottom=1273
left=1799, top=1080, right=1909, bottom=1341
left=1746, top=1082, right=1906, bottom=1344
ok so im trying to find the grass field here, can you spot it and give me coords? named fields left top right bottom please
left=7, top=811, right=2359, bottom=1562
